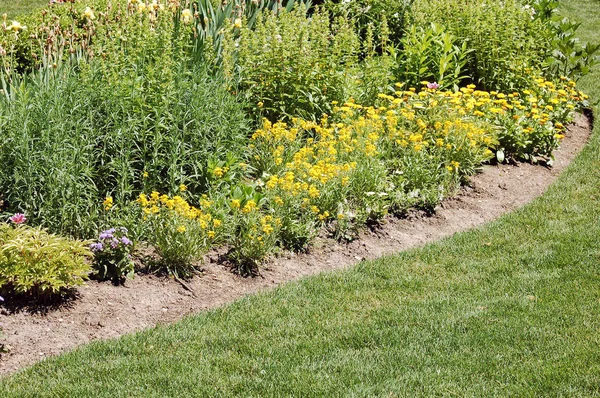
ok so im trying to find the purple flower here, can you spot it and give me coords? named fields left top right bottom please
left=110, top=239, right=119, bottom=249
left=121, top=237, right=132, bottom=246
left=99, top=228, right=117, bottom=240
left=427, top=82, right=440, bottom=90
left=90, top=242, right=104, bottom=252
left=9, top=213, right=26, bottom=224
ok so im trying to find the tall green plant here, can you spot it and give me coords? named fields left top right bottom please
left=222, top=5, right=359, bottom=120
left=395, top=23, right=470, bottom=90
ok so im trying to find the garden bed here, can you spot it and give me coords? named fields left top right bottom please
left=0, top=113, right=590, bottom=375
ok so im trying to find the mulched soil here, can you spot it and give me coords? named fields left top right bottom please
left=0, top=113, right=592, bottom=375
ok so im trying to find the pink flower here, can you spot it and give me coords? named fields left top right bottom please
left=9, top=213, right=26, bottom=224
left=427, top=82, right=440, bottom=90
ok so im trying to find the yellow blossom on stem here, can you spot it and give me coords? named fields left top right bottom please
left=103, top=196, right=114, bottom=211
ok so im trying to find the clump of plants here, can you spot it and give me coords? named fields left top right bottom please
left=136, top=191, right=223, bottom=277
left=222, top=5, right=360, bottom=120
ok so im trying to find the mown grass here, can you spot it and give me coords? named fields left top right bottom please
left=1, top=0, right=600, bottom=396
left=0, top=0, right=48, bottom=18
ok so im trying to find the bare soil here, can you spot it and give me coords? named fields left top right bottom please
left=0, top=114, right=592, bottom=375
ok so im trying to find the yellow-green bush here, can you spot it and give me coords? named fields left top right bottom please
left=0, top=224, right=92, bottom=298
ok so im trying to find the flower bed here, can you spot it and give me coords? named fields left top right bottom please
left=0, top=0, right=596, bottom=298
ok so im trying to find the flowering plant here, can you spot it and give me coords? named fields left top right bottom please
left=90, top=227, right=135, bottom=283
left=9, top=213, right=26, bottom=224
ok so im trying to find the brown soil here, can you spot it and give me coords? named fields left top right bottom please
left=0, top=114, right=592, bottom=375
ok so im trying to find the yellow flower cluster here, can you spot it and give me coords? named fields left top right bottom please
left=137, top=191, right=220, bottom=231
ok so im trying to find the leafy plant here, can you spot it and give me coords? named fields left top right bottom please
left=395, top=22, right=470, bottom=91
left=222, top=5, right=359, bottom=120
left=409, top=0, right=553, bottom=91
left=136, top=192, right=222, bottom=277
left=0, top=223, right=92, bottom=298
left=90, top=227, right=135, bottom=284
left=545, top=18, right=600, bottom=82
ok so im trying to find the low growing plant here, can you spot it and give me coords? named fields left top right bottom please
left=90, top=227, right=135, bottom=283
left=0, top=222, right=92, bottom=298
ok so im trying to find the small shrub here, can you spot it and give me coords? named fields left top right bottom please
left=0, top=223, right=92, bottom=298
left=226, top=184, right=280, bottom=275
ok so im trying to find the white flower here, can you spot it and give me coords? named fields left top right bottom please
left=181, top=8, right=193, bottom=24
left=84, top=7, right=95, bottom=20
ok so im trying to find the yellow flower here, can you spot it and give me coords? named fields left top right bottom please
left=262, top=224, right=274, bottom=234
left=213, top=167, right=224, bottom=178
left=213, top=219, right=222, bottom=228
left=207, top=230, right=216, bottom=238
left=177, top=225, right=186, bottom=233
left=308, top=185, right=320, bottom=198
left=231, top=199, right=241, bottom=209
left=179, top=184, right=187, bottom=192
left=103, top=196, right=114, bottom=211
left=234, top=18, right=242, bottom=28
left=143, top=171, right=149, bottom=178
left=242, top=200, right=257, bottom=213
left=137, top=193, right=149, bottom=207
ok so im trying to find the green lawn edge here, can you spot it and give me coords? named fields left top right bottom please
left=1, top=0, right=600, bottom=396
left=0, top=0, right=48, bottom=19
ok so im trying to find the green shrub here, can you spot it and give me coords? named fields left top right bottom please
left=0, top=224, right=92, bottom=298
left=222, top=5, right=360, bottom=120
left=395, top=22, right=471, bottom=91
left=0, top=48, right=250, bottom=238
left=136, top=191, right=223, bottom=277
left=409, top=0, right=552, bottom=91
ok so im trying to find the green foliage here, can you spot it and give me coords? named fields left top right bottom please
left=410, top=0, right=553, bottom=91
left=222, top=5, right=359, bottom=120
left=0, top=59, right=250, bottom=238
left=189, top=0, right=306, bottom=62
left=395, top=23, right=471, bottom=91
left=0, top=224, right=92, bottom=298
left=322, top=0, right=413, bottom=44
left=545, top=18, right=600, bottom=82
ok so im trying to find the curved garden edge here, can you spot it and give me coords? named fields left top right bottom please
left=0, top=112, right=592, bottom=375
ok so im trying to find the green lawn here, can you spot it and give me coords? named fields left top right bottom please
left=1, top=0, right=600, bottom=396
left=0, top=0, right=47, bottom=18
